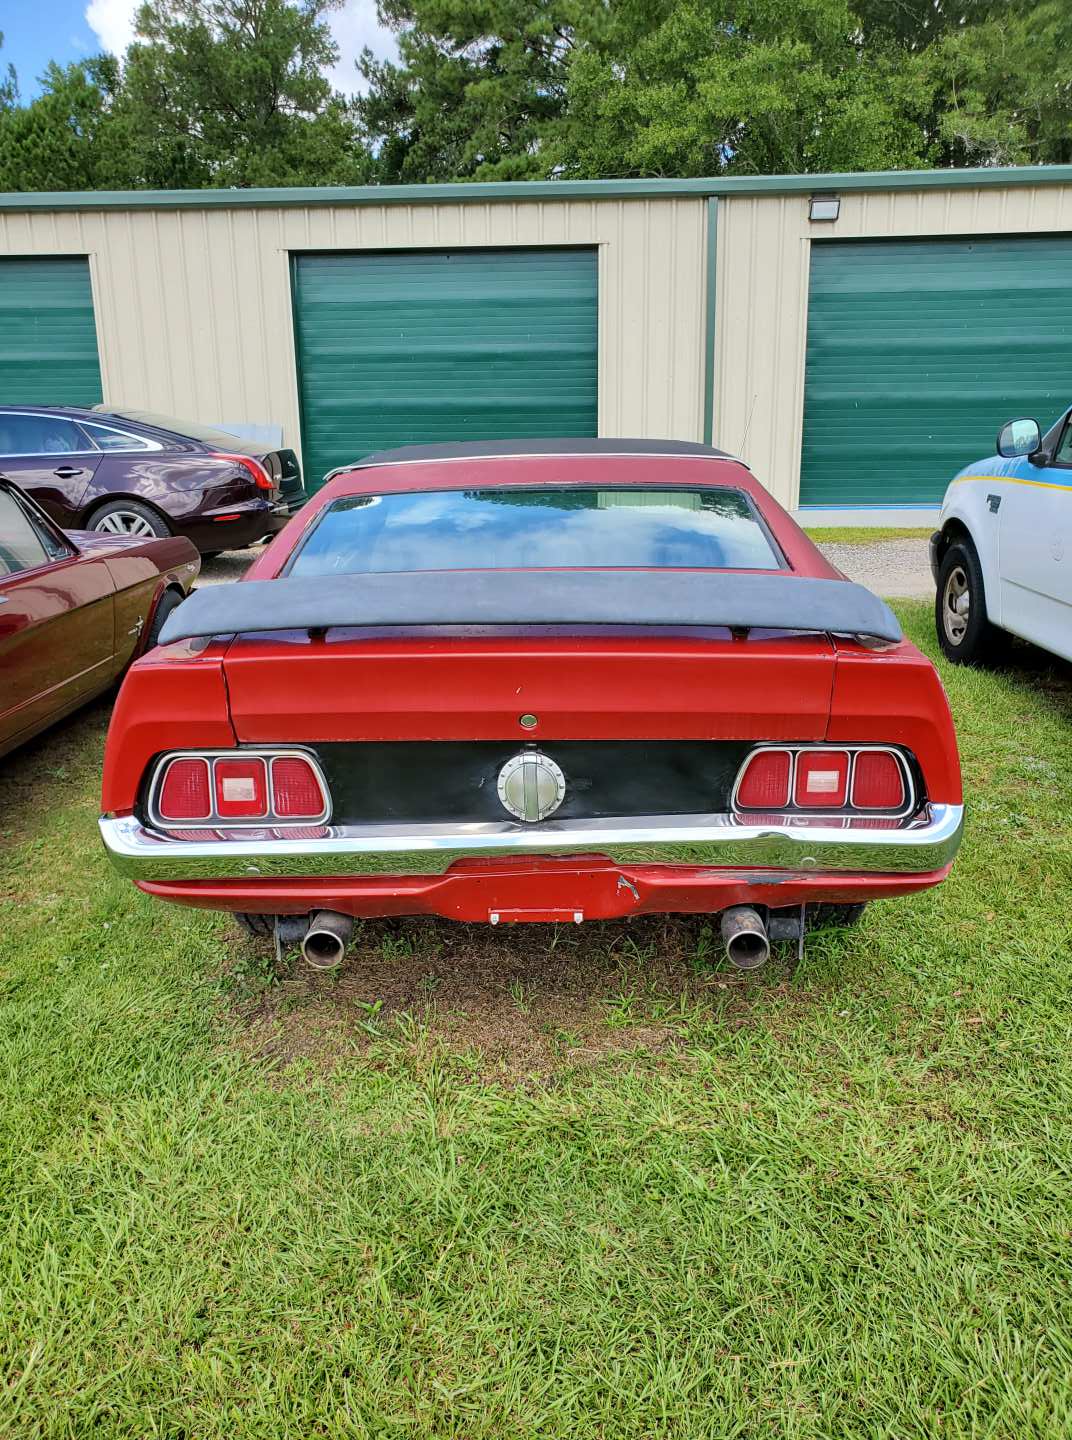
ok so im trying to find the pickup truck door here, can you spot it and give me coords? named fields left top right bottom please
left=0, top=485, right=116, bottom=755
left=998, top=433, right=1072, bottom=662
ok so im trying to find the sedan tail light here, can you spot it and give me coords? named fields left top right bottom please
left=734, top=746, right=912, bottom=817
left=149, top=750, right=329, bottom=828
left=211, top=451, right=274, bottom=492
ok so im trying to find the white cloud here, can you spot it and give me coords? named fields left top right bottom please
left=85, top=0, right=138, bottom=58
left=84, top=0, right=397, bottom=92
left=326, top=1, right=398, bottom=96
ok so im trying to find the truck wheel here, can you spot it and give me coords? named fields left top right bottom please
left=935, top=539, right=1005, bottom=665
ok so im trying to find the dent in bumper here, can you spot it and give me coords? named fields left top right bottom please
left=99, top=805, right=964, bottom=882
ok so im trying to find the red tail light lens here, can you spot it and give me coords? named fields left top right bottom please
left=851, top=751, right=906, bottom=810
left=214, top=758, right=269, bottom=818
left=736, top=750, right=792, bottom=808
left=270, top=756, right=327, bottom=819
left=211, top=451, right=274, bottom=492
left=733, top=746, right=913, bottom=817
left=794, top=751, right=850, bottom=808
left=157, top=757, right=211, bottom=820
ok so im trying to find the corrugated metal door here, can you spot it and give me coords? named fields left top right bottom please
left=799, top=237, right=1072, bottom=506
left=0, top=257, right=102, bottom=405
left=292, top=248, right=598, bottom=491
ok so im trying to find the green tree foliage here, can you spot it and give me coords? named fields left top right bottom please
left=0, top=58, right=128, bottom=191
left=356, top=0, right=602, bottom=181
left=118, top=0, right=372, bottom=185
left=2, top=0, right=1072, bottom=191
left=358, top=0, right=1072, bottom=180
left=0, top=0, right=372, bottom=191
left=553, top=0, right=938, bottom=178
left=928, top=1, right=1072, bottom=166
left=0, top=33, right=18, bottom=113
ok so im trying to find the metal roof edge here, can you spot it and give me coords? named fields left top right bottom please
left=3, top=165, right=1072, bottom=212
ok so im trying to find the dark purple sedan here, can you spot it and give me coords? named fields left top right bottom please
left=0, top=406, right=306, bottom=556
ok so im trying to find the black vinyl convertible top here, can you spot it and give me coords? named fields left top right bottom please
left=325, top=437, right=741, bottom=479
left=159, top=570, right=902, bottom=647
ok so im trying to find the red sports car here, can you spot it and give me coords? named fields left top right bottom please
left=98, top=441, right=962, bottom=970
left=1, top=477, right=199, bottom=759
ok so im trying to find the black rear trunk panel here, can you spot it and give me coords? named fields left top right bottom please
left=315, top=740, right=753, bottom=825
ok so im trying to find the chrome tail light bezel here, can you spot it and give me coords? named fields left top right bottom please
left=147, top=749, right=332, bottom=830
left=731, top=744, right=918, bottom=820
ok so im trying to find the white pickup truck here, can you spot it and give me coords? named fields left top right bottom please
left=931, top=410, right=1072, bottom=665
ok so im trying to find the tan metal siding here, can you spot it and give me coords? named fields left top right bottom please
left=714, top=184, right=1072, bottom=507
left=0, top=198, right=707, bottom=463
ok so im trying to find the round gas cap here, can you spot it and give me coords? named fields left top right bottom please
left=497, top=750, right=566, bottom=823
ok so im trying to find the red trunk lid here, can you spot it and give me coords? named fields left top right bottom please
left=221, top=630, right=836, bottom=743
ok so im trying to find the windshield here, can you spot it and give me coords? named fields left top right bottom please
left=287, top=487, right=783, bottom=576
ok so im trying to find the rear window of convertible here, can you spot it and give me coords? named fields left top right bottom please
left=286, top=487, right=783, bottom=575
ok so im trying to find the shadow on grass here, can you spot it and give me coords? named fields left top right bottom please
left=229, top=911, right=844, bottom=1083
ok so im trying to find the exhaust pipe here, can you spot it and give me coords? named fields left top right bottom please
left=720, top=906, right=770, bottom=970
left=300, top=910, right=353, bottom=970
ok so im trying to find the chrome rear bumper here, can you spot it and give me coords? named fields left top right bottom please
left=99, top=805, right=964, bottom=881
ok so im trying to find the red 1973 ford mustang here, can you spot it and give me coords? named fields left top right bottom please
left=99, top=441, right=962, bottom=971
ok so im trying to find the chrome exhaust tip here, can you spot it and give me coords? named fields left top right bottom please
left=300, top=910, right=353, bottom=970
left=720, top=905, right=770, bottom=970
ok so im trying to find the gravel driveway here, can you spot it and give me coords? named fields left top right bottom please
left=199, top=538, right=936, bottom=600
left=814, top=538, right=934, bottom=598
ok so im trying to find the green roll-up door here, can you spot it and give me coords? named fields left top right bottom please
left=799, top=237, right=1072, bottom=506
left=292, top=248, right=598, bottom=491
left=0, top=257, right=103, bottom=406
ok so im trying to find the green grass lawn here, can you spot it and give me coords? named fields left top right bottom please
left=804, top=527, right=934, bottom=545
left=2, top=603, right=1072, bottom=1437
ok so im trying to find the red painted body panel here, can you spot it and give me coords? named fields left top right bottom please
left=221, top=633, right=837, bottom=744
left=100, top=449, right=962, bottom=923
left=137, top=859, right=952, bottom=924
left=101, top=644, right=235, bottom=812
left=827, top=641, right=962, bottom=805
left=0, top=483, right=199, bottom=759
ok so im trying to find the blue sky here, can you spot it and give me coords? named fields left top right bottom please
left=2, top=0, right=396, bottom=100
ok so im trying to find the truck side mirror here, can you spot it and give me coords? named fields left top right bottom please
left=996, top=418, right=1041, bottom=458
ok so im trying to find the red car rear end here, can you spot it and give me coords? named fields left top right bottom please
left=98, top=441, right=962, bottom=968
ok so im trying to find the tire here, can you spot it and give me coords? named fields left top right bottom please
left=144, top=588, right=184, bottom=650
left=935, top=538, right=1005, bottom=666
left=808, top=903, right=867, bottom=930
left=234, top=913, right=274, bottom=938
left=89, top=498, right=172, bottom=541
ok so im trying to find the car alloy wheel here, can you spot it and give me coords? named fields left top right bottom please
left=93, top=508, right=161, bottom=539
left=941, top=565, right=970, bottom=646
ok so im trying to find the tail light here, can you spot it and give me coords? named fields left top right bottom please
left=214, top=758, right=269, bottom=818
left=794, top=751, right=849, bottom=808
left=157, top=757, right=211, bottom=821
left=271, top=756, right=327, bottom=817
left=734, top=746, right=912, bottom=817
left=149, top=750, right=329, bottom=828
left=211, top=451, right=274, bottom=492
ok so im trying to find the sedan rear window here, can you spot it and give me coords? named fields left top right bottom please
left=287, top=487, right=783, bottom=576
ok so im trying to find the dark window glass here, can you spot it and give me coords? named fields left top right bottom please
left=82, top=423, right=151, bottom=453
left=0, top=414, right=88, bottom=456
left=1056, top=422, right=1072, bottom=465
left=0, top=491, right=51, bottom=576
left=288, top=487, right=782, bottom=577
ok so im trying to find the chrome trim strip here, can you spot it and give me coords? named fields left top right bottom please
left=99, top=804, right=964, bottom=881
